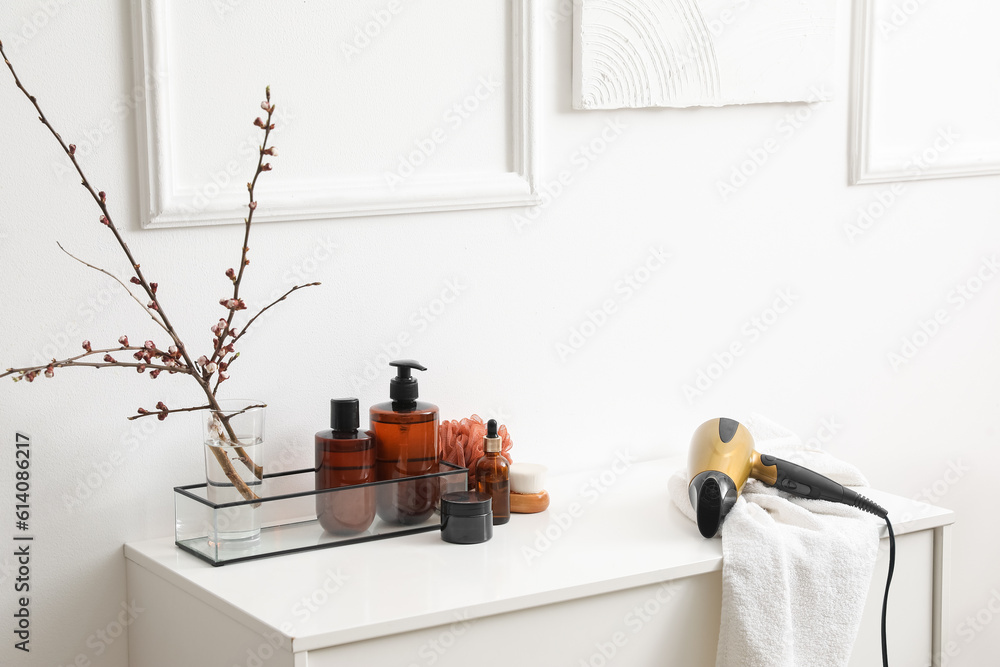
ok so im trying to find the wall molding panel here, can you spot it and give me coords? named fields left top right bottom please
left=849, top=0, right=1000, bottom=185
left=131, top=0, right=538, bottom=228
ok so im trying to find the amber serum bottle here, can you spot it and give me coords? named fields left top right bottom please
left=371, top=360, right=440, bottom=525
left=475, top=419, right=510, bottom=525
left=315, top=398, right=376, bottom=535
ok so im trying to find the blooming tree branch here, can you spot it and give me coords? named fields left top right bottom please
left=0, top=41, right=322, bottom=502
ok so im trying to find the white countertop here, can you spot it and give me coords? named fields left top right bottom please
left=124, top=457, right=954, bottom=653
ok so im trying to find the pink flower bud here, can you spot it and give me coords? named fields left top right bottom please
left=168, top=345, right=179, bottom=357
left=263, top=147, right=277, bottom=156
left=164, top=358, right=177, bottom=368
left=69, top=144, right=77, bottom=155
left=99, top=191, right=107, bottom=202
left=118, top=335, right=129, bottom=347
left=150, top=283, right=158, bottom=294
left=229, top=328, right=238, bottom=338
left=149, top=369, right=161, bottom=379
left=224, top=344, right=235, bottom=354
left=82, top=340, right=92, bottom=353
left=130, top=277, right=142, bottom=285
left=268, top=123, right=275, bottom=130
left=261, top=163, right=272, bottom=171
left=133, top=351, right=144, bottom=361
left=197, top=355, right=208, bottom=367
left=157, top=413, right=167, bottom=421
left=249, top=201, right=258, bottom=210
left=254, top=117, right=265, bottom=128
left=144, top=340, right=155, bottom=350
left=100, top=215, right=110, bottom=226
left=148, top=301, right=158, bottom=311
left=44, top=365, right=54, bottom=378
left=225, top=268, right=236, bottom=280
left=137, top=408, right=149, bottom=415
left=156, top=401, right=167, bottom=411
left=218, top=371, right=230, bottom=382
left=206, top=362, right=218, bottom=374
left=103, top=354, right=116, bottom=363
left=261, top=101, right=270, bottom=111
left=136, top=364, right=146, bottom=373
left=25, top=371, right=38, bottom=383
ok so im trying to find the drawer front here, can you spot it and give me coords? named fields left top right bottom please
left=305, top=530, right=935, bottom=667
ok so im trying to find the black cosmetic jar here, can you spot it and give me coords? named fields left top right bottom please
left=440, top=491, right=493, bottom=544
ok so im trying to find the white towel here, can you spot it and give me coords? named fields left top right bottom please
left=668, top=415, right=881, bottom=667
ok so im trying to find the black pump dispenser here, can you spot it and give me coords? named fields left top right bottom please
left=389, top=359, right=426, bottom=406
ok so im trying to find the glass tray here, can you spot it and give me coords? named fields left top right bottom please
left=174, top=462, right=468, bottom=566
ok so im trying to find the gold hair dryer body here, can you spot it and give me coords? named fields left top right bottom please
left=687, top=418, right=886, bottom=538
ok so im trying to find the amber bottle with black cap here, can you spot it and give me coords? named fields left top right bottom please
left=315, top=398, right=376, bottom=535
left=371, top=360, right=439, bottom=525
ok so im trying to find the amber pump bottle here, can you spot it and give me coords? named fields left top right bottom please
left=315, top=398, right=376, bottom=535
left=371, top=360, right=439, bottom=525
left=475, top=419, right=510, bottom=525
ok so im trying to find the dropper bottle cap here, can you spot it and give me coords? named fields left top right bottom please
left=483, top=419, right=501, bottom=453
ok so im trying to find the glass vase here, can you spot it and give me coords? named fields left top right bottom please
left=202, top=400, right=266, bottom=553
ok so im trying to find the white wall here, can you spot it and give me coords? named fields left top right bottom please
left=1, top=1, right=998, bottom=666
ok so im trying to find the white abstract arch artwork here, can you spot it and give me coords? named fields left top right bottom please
left=573, top=0, right=837, bottom=109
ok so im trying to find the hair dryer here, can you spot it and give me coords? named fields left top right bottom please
left=687, top=417, right=887, bottom=538
left=688, top=417, right=896, bottom=667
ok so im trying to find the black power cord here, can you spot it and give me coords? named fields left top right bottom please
left=881, top=516, right=896, bottom=667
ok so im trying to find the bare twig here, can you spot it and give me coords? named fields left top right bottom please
left=232, top=282, right=321, bottom=346
left=57, top=242, right=168, bottom=332
left=128, top=402, right=266, bottom=421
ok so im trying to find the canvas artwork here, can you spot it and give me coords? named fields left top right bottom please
left=573, top=0, right=837, bottom=109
